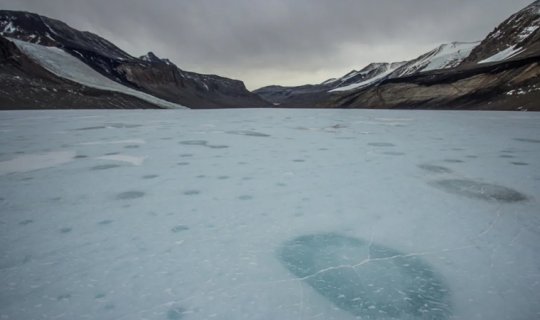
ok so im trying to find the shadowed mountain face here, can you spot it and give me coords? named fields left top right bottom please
left=255, top=1, right=540, bottom=111
left=0, top=10, right=270, bottom=109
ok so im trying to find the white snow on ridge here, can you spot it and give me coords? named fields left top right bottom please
left=10, top=39, right=187, bottom=109
left=422, top=42, right=479, bottom=71
left=392, top=42, right=479, bottom=78
left=479, top=45, right=524, bottom=64
left=329, top=65, right=398, bottom=92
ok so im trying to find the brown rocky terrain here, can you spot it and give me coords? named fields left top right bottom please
left=0, top=36, right=160, bottom=109
left=0, top=10, right=270, bottom=109
left=255, top=1, right=540, bottom=111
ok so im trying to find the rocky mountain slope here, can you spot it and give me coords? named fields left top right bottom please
left=256, top=1, right=540, bottom=110
left=0, top=35, right=165, bottom=109
left=0, top=10, right=270, bottom=109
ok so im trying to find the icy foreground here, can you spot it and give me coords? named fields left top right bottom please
left=0, top=109, right=539, bottom=320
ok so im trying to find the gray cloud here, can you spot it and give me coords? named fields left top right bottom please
left=0, top=0, right=533, bottom=89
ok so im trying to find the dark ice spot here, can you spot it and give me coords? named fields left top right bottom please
left=107, top=123, right=142, bottom=129
left=56, top=294, right=71, bottom=301
left=279, top=233, right=451, bottom=320
left=60, top=227, right=72, bottom=234
left=218, top=176, right=229, bottom=180
left=91, top=164, right=121, bottom=170
left=368, top=142, right=395, bottom=147
left=293, top=159, right=305, bottom=162
left=514, top=138, right=540, bottom=144
left=116, top=191, right=145, bottom=200
left=74, top=126, right=106, bottom=131
left=499, top=154, right=515, bottom=159
left=177, top=162, right=190, bottom=166
left=196, top=175, right=206, bottom=178
left=207, top=144, right=229, bottom=149
left=431, top=179, right=527, bottom=203
left=95, top=293, right=106, bottom=299
left=104, top=152, right=119, bottom=156
left=167, top=307, right=186, bottom=320
left=511, top=162, right=529, bottom=166
left=161, top=137, right=173, bottom=140
left=180, top=140, right=208, bottom=146
left=382, top=151, right=405, bottom=156
left=104, top=304, right=115, bottom=310
left=19, top=219, right=33, bottom=226
left=227, top=130, right=271, bottom=137
left=98, top=220, right=113, bottom=226
left=466, top=155, right=478, bottom=159
left=142, top=174, right=159, bottom=179
left=443, top=159, right=464, bottom=163
left=171, top=225, right=189, bottom=233
left=238, top=195, right=253, bottom=200
left=74, top=155, right=88, bottom=159
left=180, top=153, right=193, bottom=157
left=418, top=164, right=453, bottom=174
left=124, top=145, right=139, bottom=149
left=183, top=190, right=200, bottom=196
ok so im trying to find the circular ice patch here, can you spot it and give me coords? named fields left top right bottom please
left=432, top=179, right=527, bottom=203
left=278, top=233, right=451, bottom=319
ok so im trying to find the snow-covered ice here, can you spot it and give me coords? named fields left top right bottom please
left=1, top=109, right=539, bottom=320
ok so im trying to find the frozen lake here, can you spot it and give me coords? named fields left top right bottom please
left=0, top=109, right=539, bottom=320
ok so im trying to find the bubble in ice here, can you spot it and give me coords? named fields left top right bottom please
left=368, top=142, right=395, bottom=147
left=171, top=225, right=190, bottom=233
left=278, top=233, right=451, bottom=319
left=91, top=164, right=121, bottom=170
left=180, top=140, right=208, bottom=146
left=431, top=179, right=527, bottom=203
left=19, top=219, right=33, bottom=226
left=116, top=191, right=145, bottom=200
left=167, top=307, right=186, bottom=320
left=59, top=227, right=72, bottom=233
left=418, top=164, right=453, bottom=174
left=226, top=130, right=271, bottom=137
left=443, top=159, right=464, bottom=163
left=514, top=138, right=540, bottom=144
left=511, top=162, right=529, bottom=166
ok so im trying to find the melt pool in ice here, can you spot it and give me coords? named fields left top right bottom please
left=279, top=233, right=451, bottom=319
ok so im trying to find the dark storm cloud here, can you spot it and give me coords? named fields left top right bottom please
left=0, top=0, right=533, bottom=88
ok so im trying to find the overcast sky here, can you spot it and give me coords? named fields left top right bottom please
left=0, top=0, right=533, bottom=89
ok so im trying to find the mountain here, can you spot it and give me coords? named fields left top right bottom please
left=0, top=35, right=171, bottom=109
left=255, top=1, right=540, bottom=110
left=254, top=62, right=406, bottom=107
left=0, top=10, right=270, bottom=109
left=462, top=0, right=540, bottom=64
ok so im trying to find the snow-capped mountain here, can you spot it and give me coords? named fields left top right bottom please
left=0, top=10, right=270, bottom=109
left=256, top=2, right=539, bottom=110
left=389, top=42, right=479, bottom=78
left=462, top=0, right=540, bottom=64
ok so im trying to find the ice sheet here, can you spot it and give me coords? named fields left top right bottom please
left=0, top=109, right=539, bottom=320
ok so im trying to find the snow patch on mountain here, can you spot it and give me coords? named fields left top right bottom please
left=330, top=64, right=400, bottom=92
left=479, top=45, right=524, bottom=63
left=391, top=42, right=479, bottom=78
left=10, top=38, right=187, bottom=109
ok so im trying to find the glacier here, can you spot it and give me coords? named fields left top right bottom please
left=0, top=109, right=539, bottom=320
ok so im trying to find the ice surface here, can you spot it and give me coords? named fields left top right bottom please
left=9, top=39, right=187, bottom=109
left=1, top=109, right=540, bottom=320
